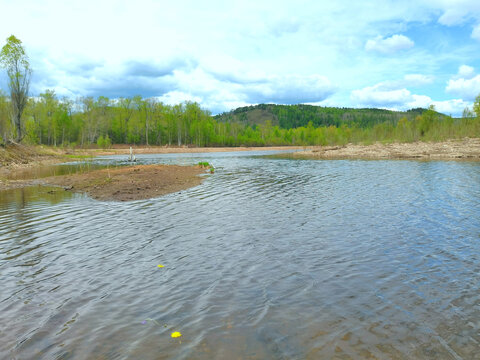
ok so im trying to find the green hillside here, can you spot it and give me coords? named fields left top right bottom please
left=215, top=104, right=447, bottom=129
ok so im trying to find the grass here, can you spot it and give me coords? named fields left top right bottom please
left=198, top=161, right=215, bottom=173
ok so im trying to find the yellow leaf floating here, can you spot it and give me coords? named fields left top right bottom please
left=157, top=264, right=164, bottom=268
left=171, top=331, right=182, bottom=338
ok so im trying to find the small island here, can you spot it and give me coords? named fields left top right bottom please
left=42, top=164, right=207, bottom=201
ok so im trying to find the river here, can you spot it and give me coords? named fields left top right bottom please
left=1, top=151, right=479, bottom=359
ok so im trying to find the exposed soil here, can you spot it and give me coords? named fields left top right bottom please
left=0, top=143, right=61, bottom=169
left=41, top=164, right=207, bottom=201
left=291, top=138, right=480, bottom=160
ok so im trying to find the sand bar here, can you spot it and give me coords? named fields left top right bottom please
left=290, top=138, right=480, bottom=160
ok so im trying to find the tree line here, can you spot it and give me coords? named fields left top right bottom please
left=0, top=91, right=478, bottom=147
left=0, top=91, right=220, bottom=147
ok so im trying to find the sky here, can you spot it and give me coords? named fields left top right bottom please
left=1, top=0, right=480, bottom=116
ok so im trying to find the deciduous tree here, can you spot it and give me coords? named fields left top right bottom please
left=0, top=35, right=31, bottom=142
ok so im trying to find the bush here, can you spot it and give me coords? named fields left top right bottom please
left=97, top=135, right=105, bottom=148
left=97, top=135, right=112, bottom=149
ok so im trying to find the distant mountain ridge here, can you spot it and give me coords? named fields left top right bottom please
left=215, top=104, right=448, bottom=129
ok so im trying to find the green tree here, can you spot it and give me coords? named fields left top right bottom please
left=418, top=105, right=436, bottom=138
left=0, top=35, right=31, bottom=142
left=97, top=135, right=105, bottom=148
left=474, top=94, right=480, bottom=118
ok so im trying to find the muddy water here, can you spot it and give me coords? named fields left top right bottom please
left=1, top=151, right=480, bottom=359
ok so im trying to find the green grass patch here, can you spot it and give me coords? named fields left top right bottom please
left=198, top=161, right=215, bottom=173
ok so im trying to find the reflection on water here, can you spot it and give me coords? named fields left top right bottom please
left=3, top=161, right=117, bottom=181
left=0, top=152, right=479, bottom=359
left=0, top=186, right=75, bottom=207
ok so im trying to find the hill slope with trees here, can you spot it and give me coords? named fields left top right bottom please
left=215, top=104, right=447, bottom=129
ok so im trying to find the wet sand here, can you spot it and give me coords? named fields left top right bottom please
left=291, top=138, right=480, bottom=160
left=40, top=164, right=207, bottom=201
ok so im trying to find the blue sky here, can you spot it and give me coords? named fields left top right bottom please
left=1, top=0, right=480, bottom=116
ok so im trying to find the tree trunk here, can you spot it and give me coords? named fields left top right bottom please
left=146, top=115, right=149, bottom=146
left=14, top=112, right=22, bottom=142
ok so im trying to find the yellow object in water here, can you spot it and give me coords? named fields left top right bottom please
left=157, top=264, right=164, bottom=268
left=171, top=331, right=182, bottom=338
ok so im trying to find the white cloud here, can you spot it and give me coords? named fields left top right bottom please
left=438, top=8, right=469, bottom=26
left=365, top=34, right=414, bottom=54
left=406, top=94, right=433, bottom=108
left=457, top=65, right=475, bottom=79
left=446, top=75, right=480, bottom=100
left=472, top=24, right=480, bottom=41
left=429, top=0, right=480, bottom=42
left=446, top=66, right=480, bottom=100
left=243, top=74, right=336, bottom=104
left=433, top=0, right=480, bottom=25
left=201, top=55, right=267, bottom=85
left=431, top=99, right=471, bottom=115
left=351, top=84, right=412, bottom=106
left=350, top=74, right=434, bottom=105
left=351, top=81, right=470, bottom=116
left=155, top=91, right=202, bottom=105
left=403, top=74, right=434, bottom=86
left=149, top=69, right=337, bottom=113
left=410, top=94, right=472, bottom=115
left=352, top=66, right=477, bottom=116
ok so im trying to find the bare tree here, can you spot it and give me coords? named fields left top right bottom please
left=0, top=35, right=31, bottom=142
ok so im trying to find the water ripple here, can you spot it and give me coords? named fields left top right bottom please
left=0, top=155, right=479, bottom=359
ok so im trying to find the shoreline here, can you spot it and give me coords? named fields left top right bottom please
left=3, top=140, right=479, bottom=169
left=80, top=138, right=480, bottom=160
left=1, top=139, right=478, bottom=200
left=81, top=145, right=305, bottom=156
left=289, top=138, right=480, bottom=160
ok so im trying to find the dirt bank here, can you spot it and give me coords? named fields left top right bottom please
left=40, top=164, right=207, bottom=201
left=291, top=138, right=480, bottom=160
left=0, top=143, right=62, bottom=169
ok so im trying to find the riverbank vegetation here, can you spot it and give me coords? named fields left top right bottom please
left=0, top=91, right=479, bottom=148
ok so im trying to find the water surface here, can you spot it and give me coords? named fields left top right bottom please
left=1, top=151, right=479, bottom=359
left=3, top=162, right=114, bottom=181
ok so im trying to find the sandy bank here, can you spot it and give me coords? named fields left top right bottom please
left=0, top=143, right=62, bottom=169
left=39, top=164, right=207, bottom=201
left=291, top=138, right=480, bottom=160
left=90, top=145, right=304, bottom=156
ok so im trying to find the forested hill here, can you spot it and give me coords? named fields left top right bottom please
left=215, top=104, right=447, bottom=129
